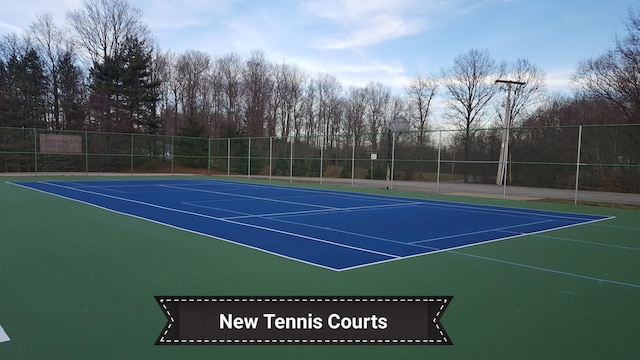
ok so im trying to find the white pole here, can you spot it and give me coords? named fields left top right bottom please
left=34, top=129, right=38, bottom=176
left=269, top=137, right=273, bottom=181
left=437, top=130, right=442, bottom=194
left=503, top=109, right=511, bottom=199
left=227, top=138, right=230, bottom=177
left=130, top=133, right=134, bottom=176
left=85, top=131, right=89, bottom=176
left=351, top=133, right=355, bottom=187
left=574, top=126, right=583, bottom=205
left=390, top=132, right=396, bottom=190
left=290, top=138, right=293, bottom=183
left=320, top=135, right=324, bottom=184
left=247, top=138, right=251, bottom=178
left=171, top=136, right=174, bottom=175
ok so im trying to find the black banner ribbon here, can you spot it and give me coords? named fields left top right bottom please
left=155, top=296, right=452, bottom=345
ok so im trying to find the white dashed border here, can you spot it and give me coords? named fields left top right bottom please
left=156, top=297, right=451, bottom=344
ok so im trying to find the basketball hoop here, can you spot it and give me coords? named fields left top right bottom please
left=389, top=116, right=411, bottom=133
left=386, top=117, right=411, bottom=190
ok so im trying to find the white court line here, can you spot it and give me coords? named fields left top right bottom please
left=158, top=184, right=340, bottom=210
left=192, top=179, right=424, bottom=203
left=181, top=202, right=249, bottom=216
left=336, top=233, right=640, bottom=289
left=449, top=251, right=640, bottom=289
left=183, top=201, right=428, bottom=250
left=223, top=201, right=425, bottom=220
left=251, top=214, right=420, bottom=247
left=595, top=223, right=640, bottom=231
left=35, top=182, right=399, bottom=260
left=9, top=182, right=340, bottom=271
left=200, top=179, right=612, bottom=222
left=0, top=324, right=9, bottom=343
left=532, top=234, right=640, bottom=251
left=76, top=185, right=129, bottom=194
left=409, top=220, right=554, bottom=245
left=9, top=180, right=618, bottom=274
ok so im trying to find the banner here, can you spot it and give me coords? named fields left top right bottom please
left=155, top=296, right=452, bottom=345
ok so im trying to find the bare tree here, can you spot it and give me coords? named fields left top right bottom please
left=217, top=52, right=244, bottom=134
left=152, top=49, right=174, bottom=133
left=574, top=8, right=640, bottom=124
left=273, top=63, right=307, bottom=138
left=66, top=0, right=149, bottom=64
left=315, top=73, right=342, bottom=146
left=206, top=60, right=225, bottom=137
left=243, top=50, right=273, bottom=137
left=0, top=33, right=32, bottom=62
left=300, top=80, right=316, bottom=139
left=405, top=73, right=438, bottom=149
left=441, top=48, right=502, bottom=182
left=388, top=95, right=407, bottom=125
left=344, top=86, right=367, bottom=136
left=28, top=13, right=68, bottom=129
left=364, top=82, right=390, bottom=152
left=497, top=58, right=546, bottom=125
left=175, top=50, right=211, bottom=130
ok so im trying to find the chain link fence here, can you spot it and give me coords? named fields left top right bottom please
left=1, top=124, right=639, bottom=194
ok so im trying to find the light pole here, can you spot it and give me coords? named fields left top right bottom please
left=495, top=80, right=525, bottom=187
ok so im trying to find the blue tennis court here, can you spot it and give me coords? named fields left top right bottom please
left=11, top=179, right=611, bottom=270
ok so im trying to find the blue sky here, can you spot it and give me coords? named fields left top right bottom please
left=0, top=0, right=635, bottom=93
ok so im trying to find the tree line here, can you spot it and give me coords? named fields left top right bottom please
left=0, top=0, right=546, bottom=140
left=1, top=0, right=639, bottom=190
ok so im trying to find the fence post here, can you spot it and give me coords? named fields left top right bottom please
left=208, top=137, right=211, bottom=175
left=269, top=137, right=273, bottom=181
left=290, top=138, right=293, bottom=183
left=171, top=136, right=174, bottom=175
left=247, top=137, right=251, bottom=178
left=437, top=130, right=442, bottom=194
left=351, top=133, right=356, bottom=187
left=227, top=138, right=231, bottom=177
left=390, top=132, right=396, bottom=190
left=85, top=131, right=89, bottom=176
left=33, top=129, right=38, bottom=176
left=320, top=135, right=324, bottom=184
left=574, top=126, right=583, bottom=205
left=130, top=133, right=134, bottom=175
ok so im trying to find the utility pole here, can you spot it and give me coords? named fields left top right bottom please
left=495, top=80, right=525, bottom=186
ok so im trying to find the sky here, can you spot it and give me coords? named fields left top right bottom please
left=0, top=0, right=636, bottom=94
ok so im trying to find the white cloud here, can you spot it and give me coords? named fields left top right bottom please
left=314, top=15, right=424, bottom=50
left=278, top=54, right=410, bottom=91
left=141, top=0, right=240, bottom=30
left=545, top=68, right=576, bottom=94
left=304, top=0, right=427, bottom=24
left=303, top=0, right=434, bottom=49
left=0, top=0, right=84, bottom=34
left=0, top=21, right=22, bottom=34
left=337, top=62, right=405, bottom=76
